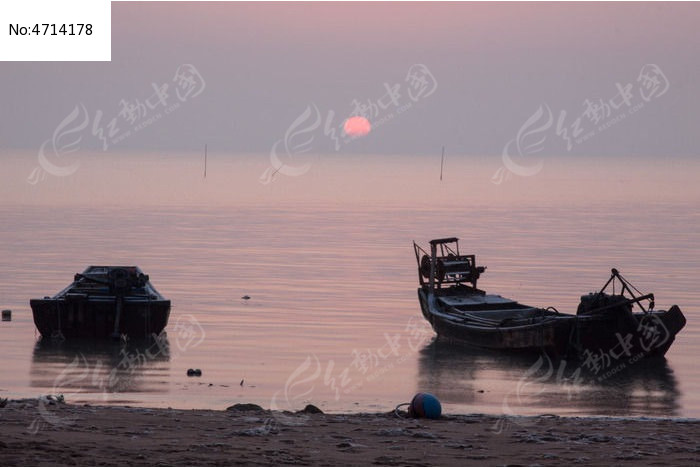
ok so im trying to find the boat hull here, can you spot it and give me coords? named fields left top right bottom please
left=30, top=297, right=170, bottom=339
left=418, top=288, right=686, bottom=359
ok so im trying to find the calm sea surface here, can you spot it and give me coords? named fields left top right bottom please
left=1, top=153, right=699, bottom=418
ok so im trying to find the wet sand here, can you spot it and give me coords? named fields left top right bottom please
left=1, top=398, right=698, bottom=466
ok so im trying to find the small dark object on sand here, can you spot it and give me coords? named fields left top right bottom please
left=241, top=295, right=251, bottom=300
left=226, top=403, right=265, bottom=412
left=299, top=404, right=323, bottom=414
left=187, top=369, right=202, bottom=377
left=2, top=309, right=11, bottom=321
left=240, top=379, right=244, bottom=386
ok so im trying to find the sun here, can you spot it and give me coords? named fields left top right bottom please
left=343, top=116, right=371, bottom=137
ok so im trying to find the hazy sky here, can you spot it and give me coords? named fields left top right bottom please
left=1, top=2, right=699, bottom=157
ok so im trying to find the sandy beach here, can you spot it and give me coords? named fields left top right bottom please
left=1, top=399, right=698, bottom=466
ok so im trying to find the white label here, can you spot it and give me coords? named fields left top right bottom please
left=0, top=0, right=110, bottom=61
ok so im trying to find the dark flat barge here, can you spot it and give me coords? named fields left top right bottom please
left=31, top=266, right=170, bottom=339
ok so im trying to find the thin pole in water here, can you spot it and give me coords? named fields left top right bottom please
left=440, top=146, right=445, bottom=181
left=204, top=144, right=207, bottom=178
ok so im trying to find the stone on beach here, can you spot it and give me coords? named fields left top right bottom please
left=298, top=404, right=323, bottom=414
left=226, top=403, right=266, bottom=412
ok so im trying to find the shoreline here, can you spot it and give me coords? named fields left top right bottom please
left=2, top=398, right=698, bottom=466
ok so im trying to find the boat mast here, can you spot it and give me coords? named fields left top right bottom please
left=439, top=146, right=445, bottom=181
left=429, top=242, right=437, bottom=292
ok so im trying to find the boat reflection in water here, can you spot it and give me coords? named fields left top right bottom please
left=30, top=333, right=171, bottom=403
left=417, top=340, right=680, bottom=418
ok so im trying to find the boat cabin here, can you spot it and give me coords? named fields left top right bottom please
left=413, top=237, right=486, bottom=290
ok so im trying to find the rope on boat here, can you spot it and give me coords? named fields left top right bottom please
left=616, top=271, right=645, bottom=296
left=445, top=305, right=502, bottom=326
left=446, top=304, right=558, bottom=328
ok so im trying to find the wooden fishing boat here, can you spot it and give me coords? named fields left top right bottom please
left=30, top=266, right=170, bottom=340
left=413, top=238, right=686, bottom=358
